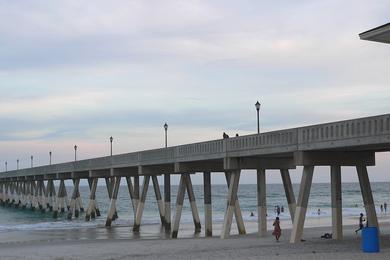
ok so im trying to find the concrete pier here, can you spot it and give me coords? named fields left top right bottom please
left=0, top=113, right=388, bottom=243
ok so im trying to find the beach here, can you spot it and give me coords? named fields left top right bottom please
left=0, top=216, right=390, bottom=259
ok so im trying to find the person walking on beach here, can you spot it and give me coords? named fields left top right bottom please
left=276, top=205, right=281, bottom=216
left=381, top=204, right=383, bottom=213
left=385, top=202, right=387, bottom=213
left=355, top=213, right=365, bottom=234
left=273, top=217, right=281, bottom=242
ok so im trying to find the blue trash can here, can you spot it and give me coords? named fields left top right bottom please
left=362, top=227, right=380, bottom=253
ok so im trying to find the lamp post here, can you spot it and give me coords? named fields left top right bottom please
left=31, top=155, right=33, bottom=168
left=74, top=145, right=77, bottom=161
left=164, top=123, right=168, bottom=148
left=49, top=151, right=52, bottom=165
left=110, top=136, right=113, bottom=156
left=17, top=159, right=19, bottom=170
left=5, top=161, right=7, bottom=172
left=255, top=101, right=261, bottom=134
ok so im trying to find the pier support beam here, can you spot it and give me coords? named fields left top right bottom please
left=257, top=169, right=267, bottom=237
left=225, top=172, right=246, bottom=235
left=105, top=177, right=118, bottom=220
left=164, top=173, right=171, bottom=232
left=106, top=177, right=121, bottom=226
left=87, top=178, right=100, bottom=217
left=133, top=176, right=150, bottom=232
left=86, top=178, right=98, bottom=221
left=50, top=181, right=58, bottom=218
left=152, top=176, right=165, bottom=226
left=67, top=179, right=80, bottom=220
left=290, top=166, right=314, bottom=243
left=204, top=172, right=212, bottom=237
left=331, top=165, right=343, bottom=240
left=172, top=174, right=186, bottom=238
left=184, top=174, right=201, bottom=233
left=356, top=165, right=379, bottom=229
left=221, top=170, right=241, bottom=239
left=171, top=173, right=201, bottom=238
left=38, top=181, right=46, bottom=212
left=126, top=176, right=139, bottom=219
left=280, top=169, right=296, bottom=222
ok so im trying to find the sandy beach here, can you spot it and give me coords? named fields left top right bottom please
left=0, top=216, right=390, bottom=260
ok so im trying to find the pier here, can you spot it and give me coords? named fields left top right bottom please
left=1, top=113, right=389, bottom=243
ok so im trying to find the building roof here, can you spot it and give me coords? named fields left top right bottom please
left=359, top=23, right=390, bottom=44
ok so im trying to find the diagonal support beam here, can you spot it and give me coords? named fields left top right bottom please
left=280, top=169, right=296, bottom=222
left=133, top=176, right=150, bottom=232
left=106, top=177, right=121, bottom=226
left=172, top=174, right=186, bottom=239
left=152, top=176, right=166, bottom=226
left=290, top=166, right=314, bottom=243
left=221, top=170, right=241, bottom=239
left=67, top=179, right=80, bottom=220
left=86, top=178, right=98, bottom=221
left=184, top=173, right=201, bottom=233
left=125, top=176, right=137, bottom=219
left=357, top=165, right=379, bottom=229
left=225, top=172, right=246, bottom=235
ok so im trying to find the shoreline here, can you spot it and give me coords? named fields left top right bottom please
left=1, top=214, right=390, bottom=244
left=0, top=220, right=389, bottom=259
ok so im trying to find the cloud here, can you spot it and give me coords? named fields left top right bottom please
left=0, top=0, right=390, bottom=182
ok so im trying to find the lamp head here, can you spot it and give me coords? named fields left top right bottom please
left=255, top=101, right=261, bottom=111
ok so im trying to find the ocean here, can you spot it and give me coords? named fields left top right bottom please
left=0, top=182, right=389, bottom=233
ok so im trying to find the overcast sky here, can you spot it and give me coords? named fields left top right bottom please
left=0, top=0, right=389, bottom=184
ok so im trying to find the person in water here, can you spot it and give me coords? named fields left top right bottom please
left=250, top=211, right=254, bottom=217
left=272, top=217, right=281, bottom=242
left=355, top=213, right=365, bottom=234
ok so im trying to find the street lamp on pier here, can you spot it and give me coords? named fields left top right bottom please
left=74, top=145, right=77, bottom=161
left=110, top=136, right=113, bottom=156
left=5, top=161, right=7, bottom=172
left=255, top=101, right=261, bottom=134
left=17, top=159, right=19, bottom=170
left=164, top=123, right=168, bottom=148
left=49, top=151, right=52, bottom=165
left=31, top=156, right=33, bottom=168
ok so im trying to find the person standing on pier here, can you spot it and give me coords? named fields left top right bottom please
left=272, top=217, right=281, bottom=242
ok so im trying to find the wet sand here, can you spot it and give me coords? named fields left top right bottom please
left=1, top=216, right=390, bottom=259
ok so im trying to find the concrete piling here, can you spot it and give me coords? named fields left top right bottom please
left=164, top=173, right=171, bottom=232
left=106, top=177, right=121, bottom=226
left=331, top=165, right=342, bottom=240
left=133, top=176, right=150, bottom=232
left=203, top=172, right=212, bottom=237
left=290, top=166, right=314, bottom=243
left=257, top=169, right=267, bottom=237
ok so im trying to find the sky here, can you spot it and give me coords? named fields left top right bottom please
left=0, top=0, right=390, bottom=184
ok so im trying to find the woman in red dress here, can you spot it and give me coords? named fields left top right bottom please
left=273, top=217, right=281, bottom=241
